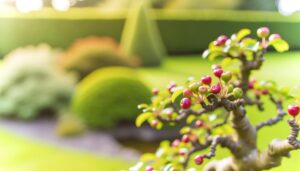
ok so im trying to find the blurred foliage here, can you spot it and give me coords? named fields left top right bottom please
left=165, top=0, right=241, bottom=9
left=72, top=67, right=151, bottom=128
left=56, top=113, right=86, bottom=137
left=98, top=0, right=169, bottom=9
left=59, top=36, right=136, bottom=80
left=1, top=8, right=300, bottom=55
left=0, top=44, right=75, bottom=119
left=78, top=0, right=276, bottom=10
left=121, top=0, right=167, bottom=66
left=238, top=0, right=277, bottom=11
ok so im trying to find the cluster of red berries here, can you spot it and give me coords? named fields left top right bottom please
left=288, top=105, right=300, bottom=118
left=213, top=27, right=281, bottom=49
left=179, top=65, right=234, bottom=109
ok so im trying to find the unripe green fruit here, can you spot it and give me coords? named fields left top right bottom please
left=198, top=86, right=208, bottom=94
left=221, top=71, right=232, bottom=83
left=189, top=82, right=200, bottom=93
left=227, top=84, right=234, bottom=93
left=257, top=27, right=270, bottom=38
left=233, top=88, right=243, bottom=98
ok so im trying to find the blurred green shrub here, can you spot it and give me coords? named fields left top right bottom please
left=165, top=0, right=241, bottom=9
left=238, top=0, right=277, bottom=11
left=56, top=113, right=86, bottom=137
left=0, top=44, right=75, bottom=119
left=98, top=0, right=169, bottom=9
left=121, top=0, right=167, bottom=66
left=71, top=67, right=151, bottom=128
left=60, top=36, right=137, bottom=80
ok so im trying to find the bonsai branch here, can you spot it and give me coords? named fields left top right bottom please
left=255, top=119, right=300, bottom=170
left=256, top=95, right=287, bottom=131
left=183, top=136, right=238, bottom=169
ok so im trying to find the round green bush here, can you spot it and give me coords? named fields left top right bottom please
left=71, top=67, right=151, bottom=128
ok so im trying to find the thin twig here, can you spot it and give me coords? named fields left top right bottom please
left=256, top=95, right=287, bottom=131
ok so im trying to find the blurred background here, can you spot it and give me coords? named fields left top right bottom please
left=0, top=0, right=299, bottom=171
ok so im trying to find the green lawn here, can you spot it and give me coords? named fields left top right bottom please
left=0, top=52, right=299, bottom=171
left=0, top=129, right=133, bottom=171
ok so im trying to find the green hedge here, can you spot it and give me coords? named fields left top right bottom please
left=0, top=8, right=125, bottom=56
left=0, top=8, right=300, bottom=55
left=155, top=9, right=300, bottom=53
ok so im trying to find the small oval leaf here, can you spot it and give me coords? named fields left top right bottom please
left=136, top=112, right=152, bottom=127
left=269, top=39, right=289, bottom=52
left=237, top=28, right=251, bottom=41
left=171, top=87, right=184, bottom=103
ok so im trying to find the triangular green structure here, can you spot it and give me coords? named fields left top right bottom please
left=121, top=0, right=167, bottom=66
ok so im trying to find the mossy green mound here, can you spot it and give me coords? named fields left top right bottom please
left=72, top=67, right=151, bottom=128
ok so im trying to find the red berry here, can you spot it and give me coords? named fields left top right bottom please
left=180, top=98, right=192, bottom=109
left=183, top=88, right=193, bottom=98
left=261, top=89, right=269, bottom=95
left=201, top=75, right=212, bottom=85
left=172, top=139, right=180, bottom=147
left=146, top=166, right=154, bottom=171
left=152, top=88, right=159, bottom=95
left=181, top=135, right=190, bottom=143
left=248, top=80, right=256, bottom=89
left=195, top=120, right=204, bottom=128
left=269, top=34, right=281, bottom=41
left=211, top=64, right=221, bottom=70
left=167, top=82, right=176, bottom=92
left=288, top=105, right=300, bottom=117
left=194, top=155, right=204, bottom=165
left=248, top=82, right=254, bottom=89
left=210, top=84, right=221, bottom=94
left=257, top=27, right=270, bottom=38
left=214, top=35, right=227, bottom=46
left=213, top=68, right=223, bottom=78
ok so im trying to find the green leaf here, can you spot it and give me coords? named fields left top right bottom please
left=208, top=51, right=223, bottom=60
left=137, top=104, right=148, bottom=109
left=156, top=122, right=163, bottom=130
left=278, top=86, right=291, bottom=96
left=241, top=38, right=257, bottom=47
left=180, top=126, right=191, bottom=134
left=171, top=87, right=184, bottom=103
left=160, top=140, right=170, bottom=148
left=186, top=115, right=196, bottom=124
left=269, top=39, right=289, bottom=52
left=228, top=46, right=240, bottom=57
left=161, top=98, right=172, bottom=109
left=221, top=58, right=241, bottom=74
left=140, top=153, right=156, bottom=162
left=202, top=49, right=210, bottom=58
left=129, top=162, right=144, bottom=171
left=237, top=28, right=251, bottom=41
left=163, top=164, right=173, bottom=171
left=136, top=112, right=152, bottom=127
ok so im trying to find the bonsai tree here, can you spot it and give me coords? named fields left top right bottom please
left=130, top=27, right=300, bottom=171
